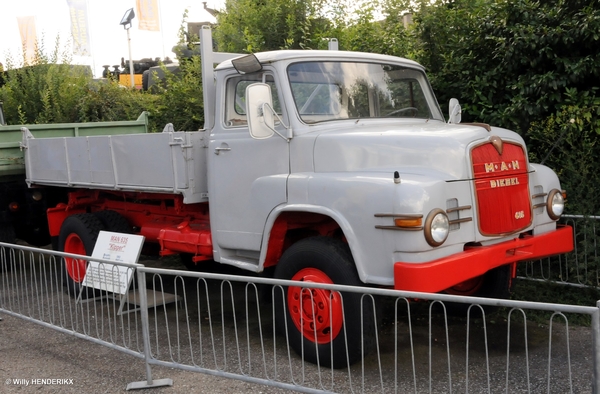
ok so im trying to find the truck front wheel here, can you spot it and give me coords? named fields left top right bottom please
left=445, top=265, right=512, bottom=299
left=443, top=265, right=512, bottom=315
left=58, top=213, right=104, bottom=298
left=274, top=237, right=373, bottom=368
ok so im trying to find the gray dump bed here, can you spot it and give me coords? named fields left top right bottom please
left=22, top=128, right=208, bottom=204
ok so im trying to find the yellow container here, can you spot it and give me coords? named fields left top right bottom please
left=119, top=74, right=144, bottom=89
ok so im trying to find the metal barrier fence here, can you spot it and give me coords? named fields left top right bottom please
left=0, top=243, right=145, bottom=359
left=1, top=241, right=600, bottom=393
left=521, top=214, right=600, bottom=288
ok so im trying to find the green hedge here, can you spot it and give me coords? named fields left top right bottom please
left=0, top=38, right=203, bottom=132
left=527, top=90, right=600, bottom=215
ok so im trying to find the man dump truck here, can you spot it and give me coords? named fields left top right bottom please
left=18, top=26, right=572, bottom=368
left=0, top=109, right=149, bottom=246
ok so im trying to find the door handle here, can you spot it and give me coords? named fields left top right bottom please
left=214, top=146, right=231, bottom=155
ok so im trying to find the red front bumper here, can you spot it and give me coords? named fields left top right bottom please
left=393, top=225, right=573, bottom=293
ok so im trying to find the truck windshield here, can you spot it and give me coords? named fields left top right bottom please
left=287, top=61, right=443, bottom=124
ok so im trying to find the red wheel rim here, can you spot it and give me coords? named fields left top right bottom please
left=288, top=268, right=343, bottom=344
left=445, top=275, right=484, bottom=296
left=64, top=233, right=87, bottom=283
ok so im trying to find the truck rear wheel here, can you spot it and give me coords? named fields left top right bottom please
left=274, top=236, right=373, bottom=368
left=93, top=210, right=132, bottom=234
left=59, top=213, right=104, bottom=298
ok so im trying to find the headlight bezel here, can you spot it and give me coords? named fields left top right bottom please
left=546, top=189, right=564, bottom=221
left=424, top=208, right=449, bottom=247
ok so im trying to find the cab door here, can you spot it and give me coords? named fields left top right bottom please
left=207, top=72, right=289, bottom=264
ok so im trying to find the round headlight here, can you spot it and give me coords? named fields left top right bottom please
left=547, top=189, right=564, bottom=220
left=425, top=209, right=449, bottom=247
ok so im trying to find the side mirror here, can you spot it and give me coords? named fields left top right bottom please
left=448, top=98, right=461, bottom=124
left=232, top=54, right=262, bottom=75
left=246, top=83, right=275, bottom=139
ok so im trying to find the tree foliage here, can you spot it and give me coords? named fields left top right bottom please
left=151, top=55, right=204, bottom=131
left=338, top=0, right=413, bottom=57
left=0, top=37, right=89, bottom=124
left=411, top=0, right=600, bottom=214
left=527, top=89, right=600, bottom=215
left=214, top=0, right=334, bottom=52
left=414, top=0, right=600, bottom=135
left=0, top=34, right=202, bottom=132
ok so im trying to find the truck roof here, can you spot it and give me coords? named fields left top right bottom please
left=214, top=50, right=425, bottom=71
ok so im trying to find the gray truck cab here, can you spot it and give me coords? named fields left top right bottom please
left=205, top=40, right=570, bottom=291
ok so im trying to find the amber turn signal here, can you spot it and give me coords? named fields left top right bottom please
left=394, top=218, right=422, bottom=228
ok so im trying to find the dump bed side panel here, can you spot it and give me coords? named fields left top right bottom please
left=23, top=131, right=208, bottom=204
left=0, top=112, right=149, bottom=178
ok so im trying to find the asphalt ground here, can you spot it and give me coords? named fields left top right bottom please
left=1, top=304, right=596, bottom=393
left=0, top=313, right=291, bottom=394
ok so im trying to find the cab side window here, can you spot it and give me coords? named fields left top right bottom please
left=224, top=74, right=280, bottom=128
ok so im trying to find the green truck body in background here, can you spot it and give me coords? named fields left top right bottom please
left=0, top=107, right=149, bottom=245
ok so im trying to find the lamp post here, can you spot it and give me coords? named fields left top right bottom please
left=120, top=8, right=136, bottom=88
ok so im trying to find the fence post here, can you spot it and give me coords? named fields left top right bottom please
left=592, top=300, right=600, bottom=394
left=126, top=268, right=173, bottom=390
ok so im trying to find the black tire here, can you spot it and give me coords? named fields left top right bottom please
left=58, top=213, right=105, bottom=298
left=443, top=265, right=513, bottom=315
left=93, top=210, right=140, bottom=291
left=478, top=265, right=513, bottom=299
left=274, top=236, right=374, bottom=368
left=93, top=210, right=132, bottom=234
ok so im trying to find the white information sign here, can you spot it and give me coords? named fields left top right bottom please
left=81, top=231, right=145, bottom=295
